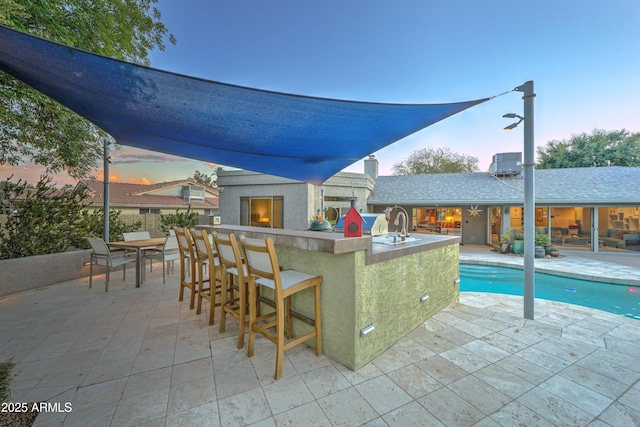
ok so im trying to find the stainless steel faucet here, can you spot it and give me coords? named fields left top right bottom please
left=394, top=210, right=407, bottom=241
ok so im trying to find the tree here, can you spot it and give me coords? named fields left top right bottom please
left=159, top=210, right=199, bottom=235
left=0, top=0, right=175, bottom=179
left=190, top=168, right=221, bottom=189
left=75, top=208, right=142, bottom=248
left=392, top=147, right=479, bottom=175
left=0, top=175, right=142, bottom=258
left=536, top=129, right=640, bottom=169
left=0, top=175, right=90, bottom=258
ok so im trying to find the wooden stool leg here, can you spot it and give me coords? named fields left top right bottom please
left=208, top=293, right=215, bottom=325
left=196, top=265, right=203, bottom=315
left=189, top=258, right=196, bottom=309
left=315, top=282, right=322, bottom=356
left=285, top=295, right=293, bottom=339
left=179, top=258, right=185, bottom=302
left=247, top=277, right=257, bottom=358
left=237, top=279, right=246, bottom=349
left=196, top=292, right=203, bottom=314
left=275, top=297, right=286, bottom=380
left=219, top=269, right=228, bottom=333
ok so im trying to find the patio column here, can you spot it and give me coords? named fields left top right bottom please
left=104, top=142, right=110, bottom=242
left=516, top=81, right=536, bottom=320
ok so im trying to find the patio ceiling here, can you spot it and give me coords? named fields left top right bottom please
left=0, top=25, right=488, bottom=184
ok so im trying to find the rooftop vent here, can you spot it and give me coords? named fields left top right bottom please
left=490, top=152, right=522, bottom=176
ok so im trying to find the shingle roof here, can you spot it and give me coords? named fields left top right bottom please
left=367, top=167, right=640, bottom=206
left=79, top=180, right=218, bottom=209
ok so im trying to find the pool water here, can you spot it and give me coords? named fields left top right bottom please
left=459, top=264, right=640, bottom=320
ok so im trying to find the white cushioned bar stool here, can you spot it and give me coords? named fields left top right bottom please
left=242, top=236, right=322, bottom=380
left=213, top=232, right=249, bottom=349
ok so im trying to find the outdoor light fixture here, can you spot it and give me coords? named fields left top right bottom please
left=360, top=324, right=375, bottom=336
left=420, top=293, right=430, bottom=303
left=503, top=113, right=524, bottom=130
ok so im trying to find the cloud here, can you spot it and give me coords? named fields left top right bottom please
left=130, top=177, right=153, bottom=185
left=0, top=164, right=77, bottom=186
left=94, top=171, right=120, bottom=181
left=109, top=148, right=178, bottom=164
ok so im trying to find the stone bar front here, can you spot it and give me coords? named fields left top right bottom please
left=199, top=225, right=460, bottom=371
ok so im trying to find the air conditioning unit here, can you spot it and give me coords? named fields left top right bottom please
left=491, top=152, right=522, bottom=176
left=182, top=185, right=205, bottom=202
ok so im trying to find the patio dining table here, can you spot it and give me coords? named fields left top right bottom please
left=108, top=237, right=166, bottom=288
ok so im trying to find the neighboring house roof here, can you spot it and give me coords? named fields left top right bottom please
left=78, top=180, right=218, bottom=209
left=367, top=167, right=640, bottom=206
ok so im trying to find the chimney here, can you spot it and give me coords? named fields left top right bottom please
left=364, top=155, right=378, bottom=180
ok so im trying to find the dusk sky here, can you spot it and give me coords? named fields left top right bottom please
left=3, top=0, right=639, bottom=186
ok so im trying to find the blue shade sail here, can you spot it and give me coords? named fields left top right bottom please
left=0, top=25, right=488, bottom=184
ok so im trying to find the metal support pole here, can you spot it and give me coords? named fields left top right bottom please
left=103, top=142, right=110, bottom=242
left=516, top=80, right=536, bottom=320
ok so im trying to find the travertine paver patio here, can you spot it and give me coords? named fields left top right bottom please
left=1, top=246, right=639, bottom=426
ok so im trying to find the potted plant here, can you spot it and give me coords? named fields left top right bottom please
left=512, top=230, right=524, bottom=254
left=534, top=232, right=550, bottom=258
left=499, top=231, right=512, bottom=254
left=549, top=247, right=560, bottom=257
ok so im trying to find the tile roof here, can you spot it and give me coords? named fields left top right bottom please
left=367, top=167, right=640, bottom=206
left=79, top=180, right=218, bottom=209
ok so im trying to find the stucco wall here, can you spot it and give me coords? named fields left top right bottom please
left=271, top=242, right=459, bottom=370
left=354, top=244, right=459, bottom=369
left=0, top=250, right=94, bottom=296
left=273, top=247, right=358, bottom=366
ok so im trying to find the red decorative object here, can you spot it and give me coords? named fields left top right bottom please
left=344, top=206, right=363, bottom=238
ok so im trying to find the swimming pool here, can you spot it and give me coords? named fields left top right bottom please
left=459, top=264, right=640, bottom=320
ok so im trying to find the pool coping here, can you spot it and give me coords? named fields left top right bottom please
left=460, top=259, right=640, bottom=287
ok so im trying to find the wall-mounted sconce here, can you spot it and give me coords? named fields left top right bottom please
left=360, top=324, right=375, bottom=337
left=420, top=293, right=430, bottom=303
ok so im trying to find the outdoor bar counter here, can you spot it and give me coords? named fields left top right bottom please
left=198, top=225, right=461, bottom=371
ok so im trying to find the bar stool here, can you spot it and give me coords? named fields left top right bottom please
left=174, top=227, right=197, bottom=309
left=213, top=232, right=249, bottom=348
left=242, top=237, right=322, bottom=380
left=192, top=229, right=222, bottom=325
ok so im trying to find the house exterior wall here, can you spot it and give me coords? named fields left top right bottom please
left=218, top=171, right=312, bottom=229
left=217, top=170, right=374, bottom=229
left=217, top=167, right=639, bottom=254
left=315, top=172, right=375, bottom=216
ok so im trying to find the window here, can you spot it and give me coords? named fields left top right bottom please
left=240, top=196, right=283, bottom=228
left=139, top=208, right=160, bottom=214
